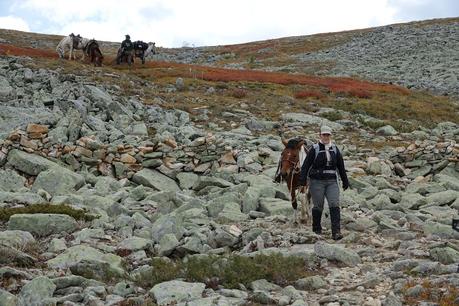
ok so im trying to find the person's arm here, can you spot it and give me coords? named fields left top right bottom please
left=336, top=148, right=349, bottom=190
left=298, top=147, right=315, bottom=186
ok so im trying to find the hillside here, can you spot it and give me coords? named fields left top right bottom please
left=0, top=18, right=458, bottom=306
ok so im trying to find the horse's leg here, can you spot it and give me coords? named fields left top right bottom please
left=290, top=186, right=299, bottom=225
left=299, top=188, right=311, bottom=224
left=298, top=190, right=306, bottom=224
left=69, top=45, right=73, bottom=60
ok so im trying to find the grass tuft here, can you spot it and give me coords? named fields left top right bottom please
left=402, top=279, right=459, bottom=306
left=320, top=111, right=343, bottom=121
left=134, top=253, right=311, bottom=289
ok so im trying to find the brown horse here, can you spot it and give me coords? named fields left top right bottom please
left=277, top=138, right=311, bottom=224
left=85, top=40, right=103, bottom=67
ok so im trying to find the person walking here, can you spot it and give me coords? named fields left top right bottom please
left=299, top=125, right=349, bottom=240
left=116, top=34, right=134, bottom=64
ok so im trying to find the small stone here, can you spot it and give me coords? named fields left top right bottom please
left=120, top=153, right=137, bottom=164
left=26, top=124, right=48, bottom=134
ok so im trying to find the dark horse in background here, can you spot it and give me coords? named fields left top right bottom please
left=275, top=138, right=311, bottom=224
left=84, top=40, right=103, bottom=67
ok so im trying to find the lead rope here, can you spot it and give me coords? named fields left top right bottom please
left=290, top=160, right=302, bottom=200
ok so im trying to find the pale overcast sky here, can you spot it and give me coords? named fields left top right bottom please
left=0, top=0, right=457, bottom=47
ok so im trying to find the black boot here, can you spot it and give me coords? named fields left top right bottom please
left=312, top=208, right=322, bottom=234
left=330, top=207, right=343, bottom=240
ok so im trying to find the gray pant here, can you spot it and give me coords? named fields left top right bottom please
left=309, top=179, right=340, bottom=210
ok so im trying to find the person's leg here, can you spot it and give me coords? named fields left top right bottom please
left=309, top=179, right=325, bottom=234
left=325, top=180, right=342, bottom=240
left=116, top=49, right=122, bottom=64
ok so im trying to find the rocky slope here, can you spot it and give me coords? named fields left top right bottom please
left=0, top=18, right=458, bottom=306
left=158, top=18, right=459, bottom=98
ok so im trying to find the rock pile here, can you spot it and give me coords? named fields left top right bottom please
left=0, top=50, right=458, bottom=305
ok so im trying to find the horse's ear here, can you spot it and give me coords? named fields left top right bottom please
left=281, top=138, right=288, bottom=147
left=296, top=140, right=305, bottom=149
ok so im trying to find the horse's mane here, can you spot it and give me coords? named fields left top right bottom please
left=286, top=138, right=304, bottom=149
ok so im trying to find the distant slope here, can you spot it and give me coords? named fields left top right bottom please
left=0, top=17, right=458, bottom=131
left=1, top=18, right=459, bottom=97
left=158, top=17, right=459, bottom=97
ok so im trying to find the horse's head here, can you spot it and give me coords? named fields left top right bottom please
left=280, top=138, right=304, bottom=180
left=147, top=42, right=156, bottom=55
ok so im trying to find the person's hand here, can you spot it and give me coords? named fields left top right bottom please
left=343, top=181, right=349, bottom=191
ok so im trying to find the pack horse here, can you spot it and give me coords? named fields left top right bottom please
left=56, top=33, right=81, bottom=60
left=276, top=138, right=311, bottom=224
left=133, top=41, right=156, bottom=64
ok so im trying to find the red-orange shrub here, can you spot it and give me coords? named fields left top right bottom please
left=294, top=90, right=325, bottom=99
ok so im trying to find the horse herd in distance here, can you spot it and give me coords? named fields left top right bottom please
left=56, top=33, right=156, bottom=67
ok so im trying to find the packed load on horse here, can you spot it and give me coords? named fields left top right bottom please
left=84, top=39, right=103, bottom=67
left=133, top=40, right=148, bottom=64
left=78, top=36, right=91, bottom=60
left=132, top=40, right=156, bottom=64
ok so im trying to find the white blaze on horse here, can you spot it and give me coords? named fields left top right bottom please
left=145, top=42, right=156, bottom=58
left=56, top=33, right=82, bottom=60
left=276, top=138, right=311, bottom=225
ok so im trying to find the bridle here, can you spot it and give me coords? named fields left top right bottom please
left=281, top=149, right=301, bottom=168
left=280, top=149, right=302, bottom=192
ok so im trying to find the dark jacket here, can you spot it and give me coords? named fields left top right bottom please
left=299, top=142, right=349, bottom=187
left=121, top=39, right=133, bottom=51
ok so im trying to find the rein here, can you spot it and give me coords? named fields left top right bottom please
left=281, top=155, right=301, bottom=191
left=280, top=146, right=307, bottom=199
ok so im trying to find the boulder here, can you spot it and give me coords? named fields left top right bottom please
left=0, top=230, right=35, bottom=249
left=7, top=149, right=58, bottom=176
left=17, top=276, right=56, bottom=306
left=0, top=169, right=26, bottom=192
left=132, top=169, right=180, bottom=192
left=8, top=214, right=78, bottom=236
left=149, top=280, right=205, bottom=306
left=47, top=245, right=125, bottom=276
left=32, top=167, right=84, bottom=196
left=314, top=241, right=361, bottom=267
